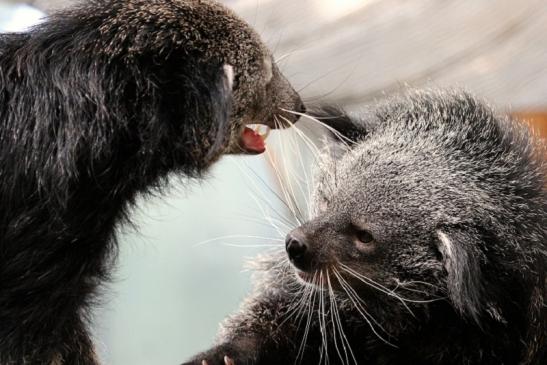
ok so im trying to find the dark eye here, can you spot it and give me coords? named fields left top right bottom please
left=350, top=224, right=376, bottom=253
left=356, top=230, right=374, bottom=244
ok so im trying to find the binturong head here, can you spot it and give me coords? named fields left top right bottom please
left=284, top=90, right=546, bottom=343
left=174, top=0, right=307, bottom=156
left=49, top=0, right=304, bottom=171
left=128, top=0, right=305, bottom=157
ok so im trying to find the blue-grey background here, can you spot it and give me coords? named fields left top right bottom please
left=1, top=1, right=546, bottom=364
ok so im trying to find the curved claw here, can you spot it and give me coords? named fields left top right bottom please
left=224, top=356, right=235, bottom=365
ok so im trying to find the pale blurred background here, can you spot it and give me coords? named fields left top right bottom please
left=1, top=1, right=546, bottom=364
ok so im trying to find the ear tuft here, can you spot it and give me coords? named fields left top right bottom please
left=222, top=64, right=234, bottom=91
left=437, top=229, right=485, bottom=324
left=203, top=63, right=234, bottom=162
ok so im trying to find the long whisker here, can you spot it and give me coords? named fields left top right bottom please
left=333, top=269, right=397, bottom=347
left=334, top=268, right=393, bottom=335
left=289, top=121, right=317, bottom=218
left=193, top=234, right=284, bottom=247
left=296, top=57, right=359, bottom=95
left=392, top=278, right=444, bottom=299
left=318, top=270, right=330, bottom=365
left=241, top=158, right=301, bottom=226
left=231, top=214, right=292, bottom=233
left=340, top=264, right=438, bottom=305
left=273, top=116, right=307, bottom=223
left=276, top=114, right=323, bottom=219
left=279, top=277, right=314, bottom=327
left=326, top=268, right=354, bottom=365
left=340, top=265, right=416, bottom=318
left=221, top=243, right=281, bottom=248
left=280, top=117, right=314, bottom=216
left=295, top=272, right=318, bottom=365
left=236, top=159, right=298, bottom=230
left=292, top=281, right=316, bottom=328
left=266, top=117, right=304, bottom=224
left=281, top=109, right=356, bottom=146
left=329, top=269, right=359, bottom=365
left=234, top=164, right=287, bottom=232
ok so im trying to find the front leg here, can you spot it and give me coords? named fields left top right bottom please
left=183, top=252, right=322, bottom=365
left=203, top=356, right=235, bottom=365
left=182, top=337, right=259, bottom=365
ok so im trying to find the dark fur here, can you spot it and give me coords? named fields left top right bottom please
left=186, top=90, right=546, bottom=365
left=0, top=0, right=302, bottom=363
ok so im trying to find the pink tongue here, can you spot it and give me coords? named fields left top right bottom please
left=241, top=127, right=266, bottom=154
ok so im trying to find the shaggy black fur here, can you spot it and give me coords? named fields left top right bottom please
left=0, top=0, right=302, bottom=363
left=186, top=90, right=546, bottom=365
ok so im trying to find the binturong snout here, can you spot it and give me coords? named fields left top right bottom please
left=265, top=63, right=305, bottom=127
left=285, top=228, right=311, bottom=271
left=285, top=216, right=358, bottom=280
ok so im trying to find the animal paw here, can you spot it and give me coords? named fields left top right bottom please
left=182, top=355, right=236, bottom=365
left=201, top=356, right=235, bottom=365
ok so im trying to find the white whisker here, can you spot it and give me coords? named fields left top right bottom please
left=333, top=269, right=397, bottom=347
left=272, top=117, right=307, bottom=223
left=318, top=270, right=330, bottom=365
left=326, top=268, right=355, bottom=365
left=281, top=109, right=356, bottom=146
left=341, top=264, right=438, bottom=306
left=295, top=272, right=318, bottom=365
left=193, top=234, right=284, bottom=247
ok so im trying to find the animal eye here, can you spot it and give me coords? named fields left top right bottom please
left=356, top=230, right=374, bottom=244
left=354, top=229, right=376, bottom=254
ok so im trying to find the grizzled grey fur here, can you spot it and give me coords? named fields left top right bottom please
left=186, top=90, right=546, bottom=365
left=0, top=0, right=302, bottom=364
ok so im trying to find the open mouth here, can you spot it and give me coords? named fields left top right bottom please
left=239, top=124, right=272, bottom=154
left=238, top=109, right=301, bottom=155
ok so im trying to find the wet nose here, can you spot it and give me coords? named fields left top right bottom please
left=286, top=234, right=307, bottom=259
left=297, top=100, right=306, bottom=114
left=285, top=229, right=310, bottom=270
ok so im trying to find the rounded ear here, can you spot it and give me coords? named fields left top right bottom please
left=436, top=228, right=485, bottom=324
left=128, top=54, right=235, bottom=167
left=203, top=63, right=234, bottom=161
left=307, top=105, right=368, bottom=146
left=222, top=64, right=234, bottom=92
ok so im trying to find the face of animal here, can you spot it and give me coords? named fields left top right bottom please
left=284, top=91, right=546, bottom=327
left=74, top=0, right=304, bottom=161
left=285, top=122, right=451, bottom=324
left=223, top=49, right=305, bottom=155
left=165, top=0, right=305, bottom=156
left=170, top=0, right=306, bottom=156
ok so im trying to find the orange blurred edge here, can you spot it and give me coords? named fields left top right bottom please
left=511, top=111, right=547, bottom=139
left=511, top=111, right=547, bottom=164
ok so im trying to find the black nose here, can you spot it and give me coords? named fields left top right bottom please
left=286, top=234, right=307, bottom=259
left=285, top=230, right=310, bottom=270
left=298, top=100, right=306, bottom=114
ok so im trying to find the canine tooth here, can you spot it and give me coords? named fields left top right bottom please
left=247, top=124, right=271, bottom=140
left=257, top=125, right=271, bottom=139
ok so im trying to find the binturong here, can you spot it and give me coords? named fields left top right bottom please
left=185, top=90, right=546, bottom=365
left=0, top=0, right=303, bottom=364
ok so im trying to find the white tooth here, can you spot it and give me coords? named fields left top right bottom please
left=247, top=124, right=271, bottom=140
left=258, top=126, right=271, bottom=139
